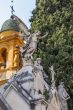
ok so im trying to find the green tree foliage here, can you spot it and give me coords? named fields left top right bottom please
left=30, top=0, right=73, bottom=108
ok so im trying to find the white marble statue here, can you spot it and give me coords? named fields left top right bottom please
left=58, top=82, right=70, bottom=110
left=21, top=31, right=48, bottom=59
left=25, top=32, right=39, bottom=56
left=33, top=58, right=44, bottom=94
left=33, top=58, right=49, bottom=94
left=21, top=31, right=40, bottom=59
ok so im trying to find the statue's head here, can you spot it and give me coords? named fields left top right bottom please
left=33, top=31, right=41, bottom=39
left=36, top=58, right=41, bottom=64
left=35, top=31, right=41, bottom=36
left=59, top=82, right=64, bottom=87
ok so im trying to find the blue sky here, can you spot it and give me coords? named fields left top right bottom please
left=0, top=0, right=36, bottom=29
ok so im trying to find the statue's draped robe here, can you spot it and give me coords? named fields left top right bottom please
left=33, top=63, right=44, bottom=94
left=58, top=85, right=70, bottom=110
left=48, top=88, right=61, bottom=110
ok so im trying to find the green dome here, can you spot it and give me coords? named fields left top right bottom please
left=1, top=19, right=20, bottom=32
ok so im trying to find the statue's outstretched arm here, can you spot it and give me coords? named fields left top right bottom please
left=38, top=32, right=48, bottom=39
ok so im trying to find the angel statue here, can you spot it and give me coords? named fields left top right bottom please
left=21, top=31, right=48, bottom=59
left=58, top=82, right=70, bottom=110
left=11, top=14, right=48, bottom=57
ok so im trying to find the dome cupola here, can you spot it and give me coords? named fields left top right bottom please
left=1, top=18, right=20, bottom=32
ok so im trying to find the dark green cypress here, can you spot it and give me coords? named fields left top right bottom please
left=30, top=0, right=73, bottom=108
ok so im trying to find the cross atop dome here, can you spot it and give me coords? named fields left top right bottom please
left=10, top=0, right=15, bottom=15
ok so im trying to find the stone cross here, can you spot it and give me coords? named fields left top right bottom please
left=10, top=0, right=15, bottom=15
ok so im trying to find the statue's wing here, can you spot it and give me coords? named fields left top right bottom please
left=11, top=14, right=30, bottom=36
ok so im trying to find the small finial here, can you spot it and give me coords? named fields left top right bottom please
left=10, top=0, right=15, bottom=15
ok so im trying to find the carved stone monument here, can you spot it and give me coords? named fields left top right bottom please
left=48, top=66, right=61, bottom=110
left=0, top=14, right=70, bottom=110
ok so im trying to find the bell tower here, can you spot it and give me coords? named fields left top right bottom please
left=0, top=17, right=25, bottom=85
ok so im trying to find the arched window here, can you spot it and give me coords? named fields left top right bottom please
left=0, top=48, right=7, bottom=68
